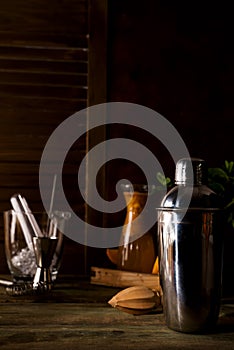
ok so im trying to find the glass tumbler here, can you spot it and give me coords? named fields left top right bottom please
left=4, top=210, right=70, bottom=283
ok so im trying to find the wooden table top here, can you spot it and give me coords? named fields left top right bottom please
left=0, top=275, right=234, bottom=350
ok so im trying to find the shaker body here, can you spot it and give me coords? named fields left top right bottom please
left=158, top=158, right=223, bottom=333
left=158, top=206, right=223, bottom=333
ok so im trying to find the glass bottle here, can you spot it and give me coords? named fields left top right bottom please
left=117, top=184, right=157, bottom=273
left=158, top=158, right=223, bottom=333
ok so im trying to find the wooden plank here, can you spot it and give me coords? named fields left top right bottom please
left=0, top=58, right=87, bottom=73
left=90, top=267, right=161, bottom=292
left=0, top=45, right=88, bottom=61
left=0, top=71, right=87, bottom=86
left=0, top=83, right=87, bottom=99
left=0, top=159, right=86, bottom=174
left=0, top=136, right=56, bottom=150
left=0, top=108, right=82, bottom=122
left=0, top=114, right=86, bottom=130
left=0, top=31, right=88, bottom=48
left=0, top=280, right=233, bottom=349
left=0, top=139, right=86, bottom=154
left=86, top=0, right=108, bottom=231
left=88, top=0, right=107, bottom=106
left=0, top=95, right=87, bottom=110
left=0, top=0, right=88, bottom=37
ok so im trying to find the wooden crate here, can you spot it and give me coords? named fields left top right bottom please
left=90, top=266, right=161, bottom=292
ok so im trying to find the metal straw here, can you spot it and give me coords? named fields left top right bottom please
left=46, top=174, right=57, bottom=237
left=10, top=194, right=43, bottom=251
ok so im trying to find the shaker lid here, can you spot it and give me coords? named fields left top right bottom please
left=175, top=158, right=207, bottom=185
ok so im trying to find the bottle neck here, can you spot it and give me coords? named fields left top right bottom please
left=175, top=158, right=207, bottom=186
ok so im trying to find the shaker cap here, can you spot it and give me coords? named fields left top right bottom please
left=175, top=158, right=207, bottom=185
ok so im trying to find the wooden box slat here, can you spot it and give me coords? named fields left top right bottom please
left=90, top=266, right=162, bottom=292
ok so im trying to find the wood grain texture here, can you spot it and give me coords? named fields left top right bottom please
left=0, top=0, right=88, bottom=274
left=0, top=277, right=233, bottom=349
left=91, top=266, right=161, bottom=291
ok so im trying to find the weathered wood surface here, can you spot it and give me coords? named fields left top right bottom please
left=0, top=0, right=89, bottom=278
left=91, top=266, right=161, bottom=291
left=0, top=275, right=234, bottom=349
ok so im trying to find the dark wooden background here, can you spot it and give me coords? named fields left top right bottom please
left=105, top=1, right=234, bottom=295
left=106, top=1, right=234, bottom=179
left=0, top=0, right=89, bottom=275
left=0, top=1, right=233, bottom=292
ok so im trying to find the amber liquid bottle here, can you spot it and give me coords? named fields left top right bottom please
left=158, top=158, right=223, bottom=333
left=117, top=184, right=157, bottom=273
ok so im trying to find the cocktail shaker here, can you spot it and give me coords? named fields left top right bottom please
left=158, top=158, right=223, bottom=333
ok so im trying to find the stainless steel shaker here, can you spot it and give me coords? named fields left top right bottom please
left=158, top=158, right=223, bottom=333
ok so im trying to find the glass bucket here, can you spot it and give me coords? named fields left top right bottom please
left=117, top=184, right=157, bottom=273
left=4, top=210, right=70, bottom=283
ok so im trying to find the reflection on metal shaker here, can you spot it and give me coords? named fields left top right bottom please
left=158, top=158, right=223, bottom=333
